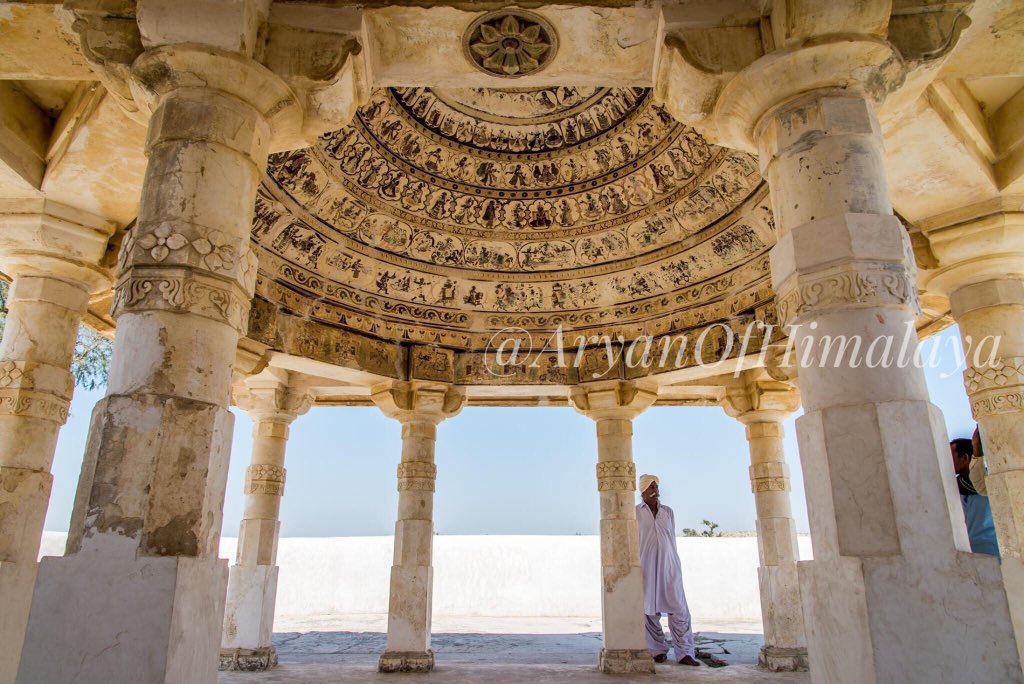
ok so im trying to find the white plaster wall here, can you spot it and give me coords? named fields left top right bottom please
left=40, top=533, right=813, bottom=622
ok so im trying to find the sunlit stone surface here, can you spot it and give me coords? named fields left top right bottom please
left=2, top=1, right=1024, bottom=682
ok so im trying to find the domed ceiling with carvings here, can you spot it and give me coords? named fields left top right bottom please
left=248, top=86, right=777, bottom=354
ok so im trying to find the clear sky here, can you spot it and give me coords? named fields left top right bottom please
left=44, top=326, right=976, bottom=537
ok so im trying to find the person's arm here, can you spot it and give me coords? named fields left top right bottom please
left=970, top=454, right=988, bottom=496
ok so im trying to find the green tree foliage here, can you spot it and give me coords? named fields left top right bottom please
left=699, top=519, right=722, bottom=537
left=0, top=280, right=112, bottom=390
left=682, top=520, right=723, bottom=537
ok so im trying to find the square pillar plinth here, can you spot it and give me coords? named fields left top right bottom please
left=380, top=564, right=434, bottom=672
left=18, top=554, right=227, bottom=684
left=220, top=564, right=279, bottom=671
left=795, top=400, right=1023, bottom=682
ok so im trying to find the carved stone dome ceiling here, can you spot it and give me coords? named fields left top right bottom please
left=250, top=87, right=777, bottom=353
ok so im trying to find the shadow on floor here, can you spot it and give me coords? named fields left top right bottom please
left=264, top=630, right=761, bottom=666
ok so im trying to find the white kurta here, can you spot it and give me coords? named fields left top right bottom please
left=636, top=502, right=688, bottom=615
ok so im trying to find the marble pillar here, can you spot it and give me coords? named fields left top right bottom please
left=926, top=209, right=1024, bottom=662
left=761, top=92, right=1021, bottom=682
left=571, top=380, right=656, bottom=675
left=16, top=47, right=292, bottom=684
left=220, top=370, right=312, bottom=672
left=373, top=381, right=464, bottom=673
left=0, top=204, right=114, bottom=684
left=723, top=371, right=807, bottom=671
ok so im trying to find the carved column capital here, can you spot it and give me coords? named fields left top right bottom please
left=0, top=199, right=116, bottom=294
left=655, top=2, right=968, bottom=152
left=570, top=380, right=657, bottom=422
left=371, top=380, right=465, bottom=427
left=233, top=368, right=313, bottom=425
left=68, top=1, right=368, bottom=151
left=722, top=369, right=800, bottom=425
left=921, top=210, right=1024, bottom=299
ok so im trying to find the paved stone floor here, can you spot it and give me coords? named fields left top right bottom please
left=220, top=616, right=809, bottom=683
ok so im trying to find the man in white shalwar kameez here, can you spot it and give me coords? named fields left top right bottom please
left=636, top=473, right=699, bottom=666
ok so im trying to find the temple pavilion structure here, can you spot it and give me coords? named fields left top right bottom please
left=1, top=1, right=1023, bottom=682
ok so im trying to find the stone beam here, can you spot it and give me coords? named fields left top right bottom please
left=0, top=83, right=50, bottom=195
left=0, top=3, right=95, bottom=80
left=362, top=5, right=662, bottom=88
left=40, top=85, right=148, bottom=227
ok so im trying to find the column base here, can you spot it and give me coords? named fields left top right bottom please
left=800, top=553, right=1021, bottom=682
left=18, top=552, right=227, bottom=684
left=758, top=646, right=809, bottom=672
left=0, top=560, right=38, bottom=684
left=379, top=650, right=435, bottom=673
left=219, top=646, right=277, bottom=671
left=599, top=648, right=655, bottom=674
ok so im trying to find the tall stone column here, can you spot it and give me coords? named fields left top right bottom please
left=17, top=45, right=300, bottom=684
left=925, top=209, right=1024, bottom=662
left=220, top=369, right=312, bottom=672
left=759, top=91, right=1021, bottom=682
left=723, top=370, right=806, bottom=671
left=571, top=380, right=656, bottom=675
left=373, top=381, right=464, bottom=673
left=0, top=202, right=114, bottom=684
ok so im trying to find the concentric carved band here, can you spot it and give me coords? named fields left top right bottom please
left=775, top=265, right=918, bottom=326
left=245, top=464, right=286, bottom=496
left=112, top=267, right=251, bottom=334
left=596, top=461, right=636, bottom=491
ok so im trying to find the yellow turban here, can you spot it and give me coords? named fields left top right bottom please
left=638, top=474, right=659, bottom=494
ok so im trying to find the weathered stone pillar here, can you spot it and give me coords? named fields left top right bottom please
left=17, top=42, right=299, bottom=684
left=925, top=209, right=1024, bottom=662
left=571, top=380, right=656, bottom=675
left=759, top=91, right=1021, bottom=682
left=220, top=369, right=312, bottom=672
left=723, top=370, right=806, bottom=671
left=0, top=202, right=114, bottom=684
left=373, top=381, right=464, bottom=673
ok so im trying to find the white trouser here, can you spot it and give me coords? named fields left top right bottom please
left=644, top=612, right=695, bottom=659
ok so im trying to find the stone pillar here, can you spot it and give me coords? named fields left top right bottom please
left=220, top=369, right=312, bottom=672
left=925, top=209, right=1024, bottom=662
left=760, top=91, right=1021, bottom=682
left=372, top=381, right=464, bottom=673
left=571, top=380, right=656, bottom=675
left=16, top=44, right=298, bottom=684
left=0, top=203, right=113, bottom=684
left=723, top=371, right=807, bottom=671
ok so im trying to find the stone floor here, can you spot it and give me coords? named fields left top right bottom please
left=219, top=616, right=809, bottom=683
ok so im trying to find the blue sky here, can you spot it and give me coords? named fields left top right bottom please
left=45, top=326, right=976, bottom=537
